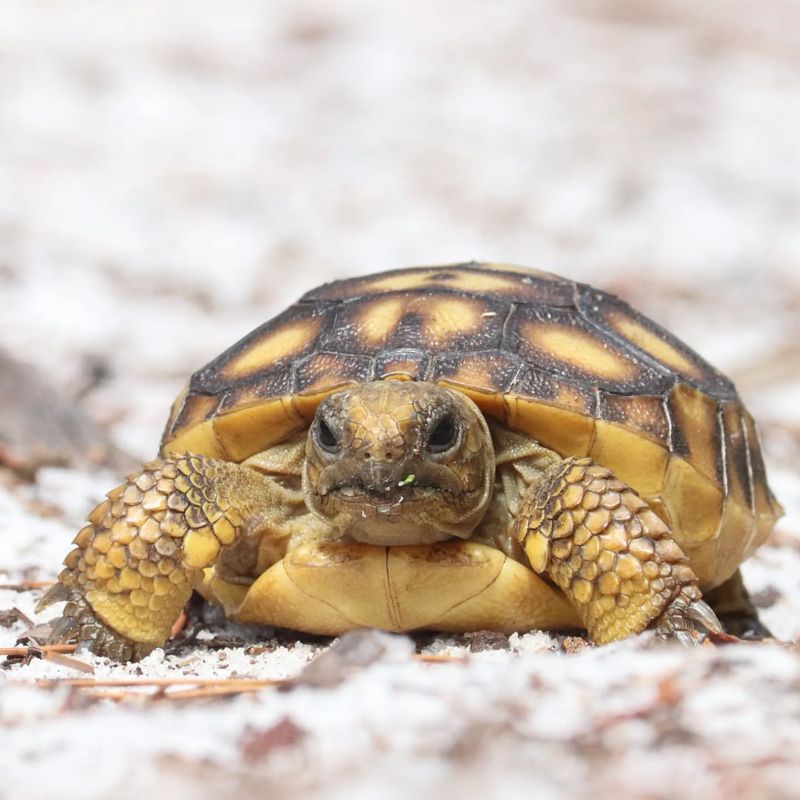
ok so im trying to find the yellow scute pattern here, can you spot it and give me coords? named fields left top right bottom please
left=524, top=322, right=639, bottom=382
left=221, top=319, right=321, bottom=379
left=608, top=312, right=704, bottom=380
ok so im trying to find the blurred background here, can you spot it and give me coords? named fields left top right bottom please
left=2, top=4, right=800, bottom=797
left=1, top=0, right=797, bottom=465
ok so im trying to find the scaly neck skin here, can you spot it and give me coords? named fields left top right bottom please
left=470, top=421, right=564, bottom=562
left=302, top=381, right=495, bottom=545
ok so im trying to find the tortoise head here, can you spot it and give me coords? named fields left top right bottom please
left=303, top=381, right=495, bottom=545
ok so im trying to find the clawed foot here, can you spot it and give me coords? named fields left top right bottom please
left=654, top=585, right=723, bottom=646
left=36, top=583, right=153, bottom=662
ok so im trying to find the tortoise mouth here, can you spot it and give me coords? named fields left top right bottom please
left=324, top=481, right=444, bottom=510
left=315, top=478, right=468, bottom=543
left=326, top=477, right=441, bottom=500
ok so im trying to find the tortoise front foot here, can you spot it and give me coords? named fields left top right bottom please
left=36, top=453, right=284, bottom=661
left=41, top=583, right=153, bottom=661
left=516, top=457, right=722, bottom=646
left=654, top=585, right=721, bottom=646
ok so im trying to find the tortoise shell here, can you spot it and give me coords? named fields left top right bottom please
left=161, top=262, right=781, bottom=588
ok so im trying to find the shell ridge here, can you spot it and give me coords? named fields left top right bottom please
left=498, top=301, right=519, bottom=351
left=717, top=406, right=730, bottom=498
left=739, top=409, right=757, bottom=517
left=661, top=395, right=675, bottom=453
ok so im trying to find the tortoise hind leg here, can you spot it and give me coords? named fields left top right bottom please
left=705, top=569, right=772, bottom=640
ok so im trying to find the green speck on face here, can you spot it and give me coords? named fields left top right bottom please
left=398, top=473, right=416, bottom=487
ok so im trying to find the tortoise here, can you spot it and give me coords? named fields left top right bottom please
left=38, top=262, right=782, bottom=660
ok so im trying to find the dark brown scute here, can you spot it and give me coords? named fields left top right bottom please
left=164, top=263, right=742, bottom=456
left=301, top=261, right=576, bottom=306
left=597, top=393, right=670, bottom=446
left=504, top=303, right=675, bottom=395
left=322, top=290, right=507, bottom=355
left=373, top=348, right=429, bottom=381
left=512, top=367, right=598, bottom=416
left=194, top=303, right=334, bottom=394
left=742, top=410, right=783, bottom=519
left=431, top=350, right=524, bottom=395
left=218, top=365, right=293, bottom=409
left=576, top=286, right=736, bottom=400
left=293, top=352, right=374, bottom=396
left=169, top=391, right=221, bottom=437
left=665, top=384, right=725, bottom=485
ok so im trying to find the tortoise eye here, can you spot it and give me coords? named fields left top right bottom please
left=427, top=415, right=458, bottom=454
left=316, top=418, right=340, bottom=453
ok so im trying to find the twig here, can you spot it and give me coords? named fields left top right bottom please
left=170, top=610, right=188, bottom=638
left=5, top=607, right=35, bottom=627
left=1, top=643, right=93, bottom=674
left=6, top=645, right=463, bottom=702
left=85, top=685, right=272, bottom=702
left=6, top=646, right=461, bottom=666
left=43, top=650, right=95, bottom=674
left=149, top=684, right=269, bottom=700
left=414, top=653, right=465, bottom=663
left=35, top=677, right=286, bottom=688
left=0, top=644, right=77, bottom=656
left=0, top=580, right=56, bottom=591
left=31, top=677, right=289, bottom=702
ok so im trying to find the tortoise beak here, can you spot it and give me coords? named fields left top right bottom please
left=316, top=454, right=461, bottom=502
left=334, top=458, right=411, bottom=499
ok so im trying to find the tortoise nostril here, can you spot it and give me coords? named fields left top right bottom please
left=362, top=449, right=394, bottom=462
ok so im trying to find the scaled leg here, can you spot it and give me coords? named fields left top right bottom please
left=38, top=453, right=303, bottom=660
left=515, top=457, right=722, bottom=645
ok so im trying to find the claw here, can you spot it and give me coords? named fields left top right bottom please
left=35, top=581, right=70, bottom=613
left=675, top=630, right=699, bottom=647
left=49, top=614, right=80, bottom=643
left=687, top=599, right=723, bottom=634
left=43, top=593, right=148, bottom=661
left=654, top=584, right=719, bottom=646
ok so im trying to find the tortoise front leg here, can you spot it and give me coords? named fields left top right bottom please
left=37, top=454, right=297, bottom=661
left=514, top=457, right=722, bottom=645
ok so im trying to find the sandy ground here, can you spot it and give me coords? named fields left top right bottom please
left=1, top=2, right=799, bottom=798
